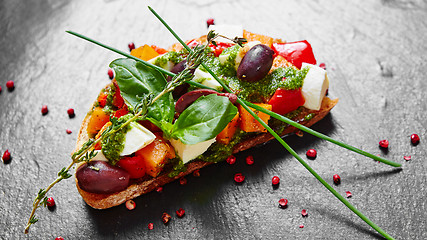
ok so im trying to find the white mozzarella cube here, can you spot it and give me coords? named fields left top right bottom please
left=193, top=67, right=223, bottom=90
left=170, top=138, right=216, bottom=164
left=208, top=24, right=243, bottom=43
left=148, top=54, right=175, bottom=72
left=301, top=63, right=329, bottom=111
left=120, top=122, right=156, bottom=156
left=91, top=150, right=108, bottom=162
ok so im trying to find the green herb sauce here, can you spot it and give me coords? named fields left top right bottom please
left=101, top=114, right=133, bottom=165
left=153, top=51, right=183, bottom=67
left=168, top=158, right=187, bottom=178
left=225, top=66, right=309, bottom=102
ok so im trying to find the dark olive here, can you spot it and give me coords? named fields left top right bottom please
left=237, top=44, right=274, bottom=82
left=167, top=60, right=192, bottom=99
left=76, top=161, right=130, bottom=194
left=175, top=89, right=237, bottom=113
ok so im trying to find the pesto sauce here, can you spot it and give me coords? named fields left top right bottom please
left=168, top=158, right=187, bottom=178
left=196, top=130, right=250, bottom=163
left=225, top=66, right=310, bottom=102
left=269, top=107, right=303, bottom=134
left=218, top=44, right=240, bottom=76
left=153, top=51, right=183, bottom=67
left=101, top=114, right=133, bottom=165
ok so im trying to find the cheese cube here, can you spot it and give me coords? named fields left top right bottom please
left=301, top=63, right=329, bottom=111
left=170, top=138, right=216, bottom=164
left=120, top=122, right=156, bottom=156
left=193, top=67, right=223, bottom=90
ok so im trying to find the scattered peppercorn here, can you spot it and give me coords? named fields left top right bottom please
left=0, top=86, right=2, bottom=93
left=41, top=105, right=48, bottom=115
left=226, top=155, right=236, bottom=165
left=156, top=187, right=163, bottom=193
left=162, top=212, right=171, bottom=224
left=333, top=174, right=341, bottom=185
left=6, top=80, right=14, bottom=90
left=411, top=134, right=420, bottom=145
left=148, top=223, right=154, bottom=230
left=55, top=237, right=64, bottom=240
left=234, top=173, right=245, bottom=183
left=108, top=68, right=114, bottom=79
left=278, top=198, right=288, bottom=208
left=301, top=209, right=308, bottom=217
left=126, top=200, right=136, bottom=210
left=206, top=18, right=215, bottom=28
left=193, top=169, right=200, bottom=177
left=404, top=156, right=411, bottom=161
left=66, top=129, right=72, bottom=134
left=67, top=108, right=75, bottom=118
left=379, top=139, right=389, bottom=149
left=176, top=208, right=185, bottom=218
left=346, top=191, right=352, bottom=198
left=246, top=155, right=254, bottom=165
left=272, top=176, right=280, bottom=185
left=2, top=150, right=11, bottom=163
left=46, top=197, right=55, bottom=207
left=179, top=177, right=187, bottom=185
left=319, top=63, right=326, bottom=70
left=306, top=149, right=317, bottom=159
left=128, top=42, right=135, bottom=51
left=299, top=225, right=304, bottom=228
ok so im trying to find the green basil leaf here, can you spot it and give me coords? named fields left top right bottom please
left=171, top=94, right=238, bottom=145
left=109, top=58, right=174, bottom=123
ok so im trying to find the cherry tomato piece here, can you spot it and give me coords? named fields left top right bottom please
left=268, top=88, right=305, bottom=115
left=117, top=155, right=146, bottom=179
left=272, top=40, right=316, bottom=69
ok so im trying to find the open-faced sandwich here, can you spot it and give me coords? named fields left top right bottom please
left=73, top=25, right=338, bottom=209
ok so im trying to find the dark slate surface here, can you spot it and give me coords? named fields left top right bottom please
left=1, top=0, right=426, bottom=239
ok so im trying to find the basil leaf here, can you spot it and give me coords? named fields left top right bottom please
left=171, top=94, right=238, bottom=145
left=109, top=58, right=174, bottom=123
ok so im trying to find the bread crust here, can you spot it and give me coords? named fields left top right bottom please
left=74, top=90, right=338, bottom=209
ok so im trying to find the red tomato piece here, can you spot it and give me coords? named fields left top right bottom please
left=268, top=88, right=305, bottom=115
left=114, top=106, right=129, bottom=118
left=117, top=155, right=146, bottom=179
left=187, top=39, right=202, bottom=48
left=112, top=80, right=125, bottom=108
left=272, top=40, right=316, bottom=69
left=150, top=45, right=168, bottom=54
left=98, top=93, right=107, bottom=108
left=209, top=42, right=235, bottom=57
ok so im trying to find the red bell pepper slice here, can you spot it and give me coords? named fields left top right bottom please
left=268, top=88, right=305, bottom=115
left=272, top=40, right=316, bottom=69
left=209, top=42, right=235, bottom=57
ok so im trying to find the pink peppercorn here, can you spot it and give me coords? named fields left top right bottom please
left=2, top=150, right=11, bottom=163
left=379, top=139, right=389, bottom=149
left=128, top=42, right=135, bottom=51
left=234, top=173, right=245, bottom=183
left=411, top=134, right=420, bottom=145
left=46, top=197, right=55, bottom=207
left=6, top=80, right=14, bottom=90
left=226, top=155, right=236, bottom=165
left=272, top=176, right=280, bottom=185
left=306, top=149, right=317, bottom=159
left=108, top=68, right=114, bottom=79
left=126, top=200, right=136, bottom=210
left=67, top=108, right=75, bottom=118
left=206, top=18, right=215, bottom=28
left=41, top=105, right=48, bottom=115
left=246, top=155, right=254, bottom=165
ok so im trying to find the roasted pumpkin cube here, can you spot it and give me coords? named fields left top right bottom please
left=87, top=107, right=111, bottom=136
left=239, top=103, right=272, bottom=133
left=243, top=30, right=274, bottom=48
left=216, top=113, right=240, bottom=145
left=136, top=135, right=175, bottom=177
left=131, top=44, right=159, bottom=61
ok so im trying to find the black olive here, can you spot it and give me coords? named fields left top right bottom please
left=237, top=44, right=274, bottom=82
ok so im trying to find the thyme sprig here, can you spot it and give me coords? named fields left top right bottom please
left=24, top=32, right=219, bottom=234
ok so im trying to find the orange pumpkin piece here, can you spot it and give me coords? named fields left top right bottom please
left=131, top=44, right=159, bottom=61
left=87, top=107, right=111, bottom=136
left=136, top=135, right=175, bottom=177
left=94, top=122, right=112, bottom=150
left=243, top=30, right=274, bottom=48
left=238, top=103, right=272, bottom=133
left=270, top=55, right=294, bottom=72
left=216, top=113, right=240, bottom=145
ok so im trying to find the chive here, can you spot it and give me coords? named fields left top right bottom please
left=147, top=6, right=396, bottom=240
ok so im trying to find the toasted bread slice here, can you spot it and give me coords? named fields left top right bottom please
left=74, top=93, right=338, bottom=209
